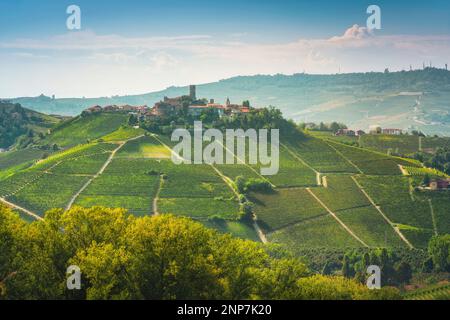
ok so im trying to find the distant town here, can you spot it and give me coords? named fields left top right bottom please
left=82, top=85, right=410, bottom=139
left=83, top=85, right=253, bottom=121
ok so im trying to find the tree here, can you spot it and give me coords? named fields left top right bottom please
left=428, top=235, right=450, bottom=272
left=395, top=261, right=412, bottom=285
left=235, top=176, right=246, bottom=194
left=128, top=114, right=138, bottom=126
left=341, top=255, right=352, bottom=278
left=422, top=174, right=431, bottom=186
left=444, top=162, right=450, bottom=175
left=0, top=205, right=386, bottom=300
left=321, top=261, right=333, bottom=275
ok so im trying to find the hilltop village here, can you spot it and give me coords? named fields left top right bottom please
left=83, top=85, right=252, bottom=120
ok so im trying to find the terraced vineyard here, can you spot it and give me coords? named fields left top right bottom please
left=354, top=175, right=434, bottom=247
left=41, top=113, right=128, bottom=147
left=404, top=283, right=450, bottom=300
left=0, top=116, right=449, bottom=254
left=0, top=142, right=119, bottom=216
left=360, top=134, right=421, bottom=155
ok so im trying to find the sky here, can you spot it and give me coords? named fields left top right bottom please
left=1, top=0, right=450, bottom=98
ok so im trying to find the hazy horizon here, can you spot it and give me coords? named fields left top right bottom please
left=1, top=0, right=450, bottom=98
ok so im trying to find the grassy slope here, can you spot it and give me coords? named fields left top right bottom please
left=41, top=113, right=128, bottom=147
left=2, top=120, right=449, bottom=249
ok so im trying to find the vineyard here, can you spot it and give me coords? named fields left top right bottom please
left=249, top=188, right=327, bottom=233
left=0, top=114, right=449, bottom=254
left=404, top=283, right=450, bottom=300
left=360, top=134, right=421, bottom=155
left=41, top=113, right=128, bottom=147
left=403, top=166, right=448, bottom=178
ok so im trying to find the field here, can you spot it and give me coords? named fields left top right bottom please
left=327, top=140, right=421, bottom=175
left=0, top=148, right=47, bottom=170
left=75, top=137, right=241, bottom=220
left=310, top=131, right=450, bottom=156
left=354, top=175, right=434, bottom=247
left=8, top=173, right=89, bottom=216
left=404, top=283, right=450, bottom=300
left=309, top=131, right=359, bottom=145
left=267, top=214, right=361, bottom=250
left=403, top=166, right=448, bottom=178
left=201, top=219, right=260, bottom=242
left=41, top=113, right=128, bottom=147
left=2, top=114, right=449, bottom=253
left=74, top=158, right=160, bottom=216
left=100, top=126, right=146, bottom=142
left=249, top=188, right=327, bottom=233
left=116, top=135, right=171, bottom=159
left=283, top=137, right=358, bottom=173
left=360, top=134, right=421, bottom=155
left=311, top=175, right=370, bottom=211
left=335, top=207, right=405, bottom=247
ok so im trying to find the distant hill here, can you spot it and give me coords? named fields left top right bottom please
left=0, top=101, right=61, bottom=149
left=6, top=68, right=450, bottom=135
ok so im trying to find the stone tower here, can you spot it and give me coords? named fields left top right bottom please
left=189, top=85, right=196, bottom=100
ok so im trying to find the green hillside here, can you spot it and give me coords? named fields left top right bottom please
left=1, top=118, right=448, bottom=254
left=312, top=131, right=450, bottom=156
left=40, top=112, right=129, bottom=148
left=8, top=68, right=450, bottom=135
left=0, top=100, right=61, bottom=149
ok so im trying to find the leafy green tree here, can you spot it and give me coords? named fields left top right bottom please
left=0, top=205, right=387, bottom=300
left=321, top=261, right=333, bottom=275
left=395, top=261, right=412, bottom=285
left=341, top=255, right=352, bottom=278
left=235, top=176, right=246, bottom=194
left=428, top=235, right=450, bottom=272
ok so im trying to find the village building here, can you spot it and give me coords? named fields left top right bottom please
left=84, top=105, right=102, bottom=113
left=430, top=178, right=450, bottom=190
left=82, top=85, right=252, bottom=121
left=382, top=128, right=403, bottom=135
left=369, top=125, right=382, bottom=134
left=335, top=129, right=356, bottom=136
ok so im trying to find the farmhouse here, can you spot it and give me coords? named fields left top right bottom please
left=84, top=105, right=102, bottom=113
left=369, top=125, right=382, bottom=134
left=429, top=178, right=450, bottom=190
left=369, top=125, right=403, bottom=135
left=382, top=128, right=403, bottom=135
left=335, top=129, right=355, bottom=136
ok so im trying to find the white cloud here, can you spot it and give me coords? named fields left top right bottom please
left=329, top=24, right=374, bottom=42
left=1, top=26, right=450, bottom=97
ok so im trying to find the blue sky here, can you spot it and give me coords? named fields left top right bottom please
left=1, top=0, right=450, bottom=97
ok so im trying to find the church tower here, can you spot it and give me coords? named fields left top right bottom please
left=189, top=85, right=196, bottom=100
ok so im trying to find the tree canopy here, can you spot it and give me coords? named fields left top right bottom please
left=0, top=205, right=399, bottom=300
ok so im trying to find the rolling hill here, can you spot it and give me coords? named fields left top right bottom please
left=7, top=68, right=450, bottom=135
left=1, top=111, right=448, bottom=255
left=0, top=101, right=62, bottom=150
